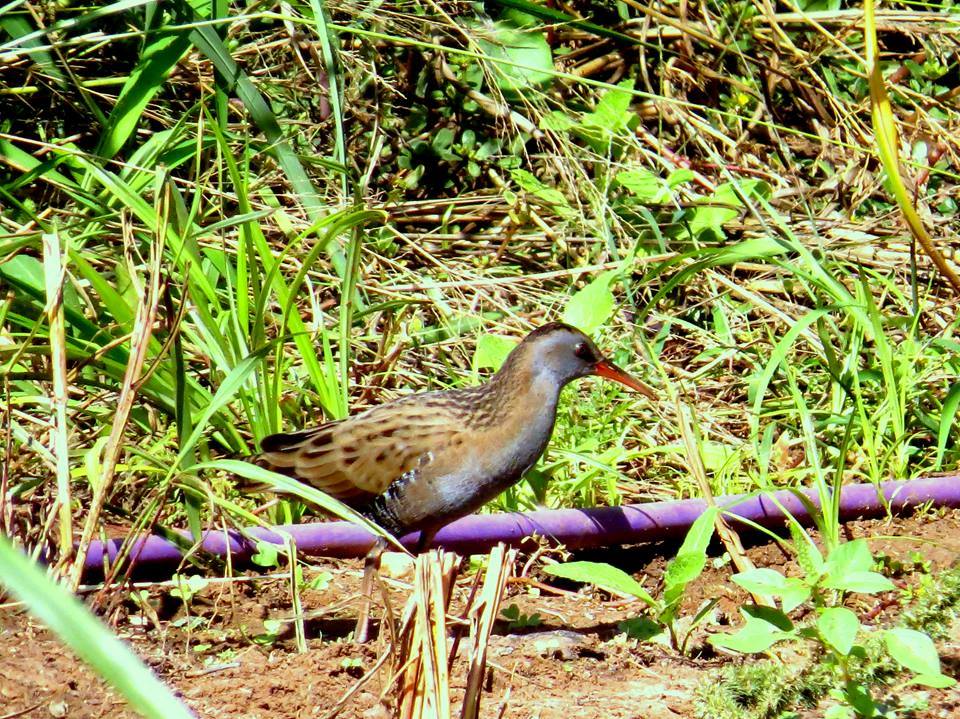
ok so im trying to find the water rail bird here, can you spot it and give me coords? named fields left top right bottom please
left=250, top=322, right=655, bottom=641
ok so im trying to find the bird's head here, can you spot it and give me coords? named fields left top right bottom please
left=509, top=322, right=656, bottom=399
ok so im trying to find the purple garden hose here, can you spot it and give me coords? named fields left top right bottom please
left=82, top=476, right=960, bottom=574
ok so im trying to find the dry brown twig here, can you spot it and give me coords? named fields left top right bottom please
left=68, top=205, right=166, bottom=590
left=461, top=544, right=517, bottom=719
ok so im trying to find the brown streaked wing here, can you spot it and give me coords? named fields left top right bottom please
left=259, top=401, right=464, bottom=499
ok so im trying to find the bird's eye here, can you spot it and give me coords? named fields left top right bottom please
left=574, top=342, right=594, bottom=361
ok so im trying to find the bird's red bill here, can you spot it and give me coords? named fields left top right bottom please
left=594, top=360, right=657, bottom=399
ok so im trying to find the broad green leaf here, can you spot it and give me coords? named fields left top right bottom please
left=472, top=0, right=636, bottom=44
left=663, top=506, right=717, bottom=607
left=562, top=271, right=617, bottom=335
left=688, top=180, right=769, bottom=239
left=662, top=554, right=704, bottom=610
left=708, top=606, right=794, bottom=654
left=616, top=169, right=668, bottom=203
left=688, top=203, right=740, bottom=239
left=585, top=78, right=634, bottom=133
left=511, top=169, right=574, bottom=217
left=843, top=681, right=878, bottom=717
left=574, top=78, right=636, bottom=153
left=251, top=540, right=280, bottom=568
left=742, top=603, right=794, bottom=631
left=781, top=579, right=812, bottom=613
left=712, top=180, right=770, bottom=206
left=907, top=673, right=957, bottom=689
left=884, top=628, right=944, bottom=676
left=677, top=506, right=717, bottom=557
left=171, top=574, right=209, bottom=600
left=731, top=568, right=790, bottom=595
left=667, top=169, right=696, bottom=187
left=818, top=607, right=859, bottom=655
left=474, top=22, right=553, bottom=95
left=825, top=539, right=874, bottom=575
left=618, top=617, right=665, bottom=641
left=544, top=561, right=656, bottom=606
left=539, top=111, right=577, bottom=132
left=821, top=570, right=894, bottom=594
left=473, top=334, right=517, bottom=372
left=823, top=705, right=855, bottom=719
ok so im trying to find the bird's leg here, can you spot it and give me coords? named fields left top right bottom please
left=354, top=536, right=388, bottom=644
left=354, top=529, right=439, bottom=643
left=414, top=527, right=438, bottom=555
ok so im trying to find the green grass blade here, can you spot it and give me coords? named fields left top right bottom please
left=0, top=537, right=194, bottom=719
left=935, top=382, right=960, bottom=470
left=182, top=9, right=333, bottom=222
left=748, top=307, right=833, bottom=450
left=200, top=459, right=401, bottom=549
left=0, top=13, right=66, bottom=86
left=307, top=0, right=347, bottom=199
left=97, top=29, right=193, bottom=158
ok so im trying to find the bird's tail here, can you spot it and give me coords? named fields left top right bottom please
left=215, top=450, right=286, bottom=495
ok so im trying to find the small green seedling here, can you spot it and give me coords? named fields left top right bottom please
left=544, top=507, right=719, bottom=653
left=300, top=570, right=333, bottom=592
left=251, top=540, right=280, bottom=568
left=710, top=538, right=955, bottom=716
left=500, top=603, right=543, bottom=631
left=253, top=618, right=284, bottom=647
left=170, top=574, right=209, bottom=604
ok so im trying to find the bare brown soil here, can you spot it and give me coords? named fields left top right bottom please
left=2, top=509, right=959, bottom=719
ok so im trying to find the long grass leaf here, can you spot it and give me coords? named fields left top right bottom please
left=183, top=12, right=330, bottom=222
left=935, top=382, right=960, bottom=470
left=749, top=307, right=834, bottom=450
left=864, top=0, right=960, bottom=292
left=0, top=537, right=195, bottom=719
left=97, top=29, right=193, bottom=158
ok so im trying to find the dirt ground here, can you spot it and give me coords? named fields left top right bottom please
left=2, top=509, right=959, bottom=719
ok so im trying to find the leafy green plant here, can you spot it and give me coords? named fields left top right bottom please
left=300, top=569, right=334, bottom=592
left=544, top=507, right=718, bottom=653
left=250, top=540, right=281, bottom=568
left=252, top=618, right=284, bottom=647
left=710, top=538, right=955, bottom=716
left=500, top=603, right=543, bottom=630
left=901, top=564, right=960, bottom=639
left=467, top=18, right=554, bottom=98
left=542, top=78, right=639, bottom=157
left=169, top=573, right=210, bottom=605
left=695, top=658, right=832, bottom=719
left=561, top=271, right=618, bottom=336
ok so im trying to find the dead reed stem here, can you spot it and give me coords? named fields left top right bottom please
left=461, top=544, right=517, bottom=719
left=395, top=549, right=460, bottom=719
